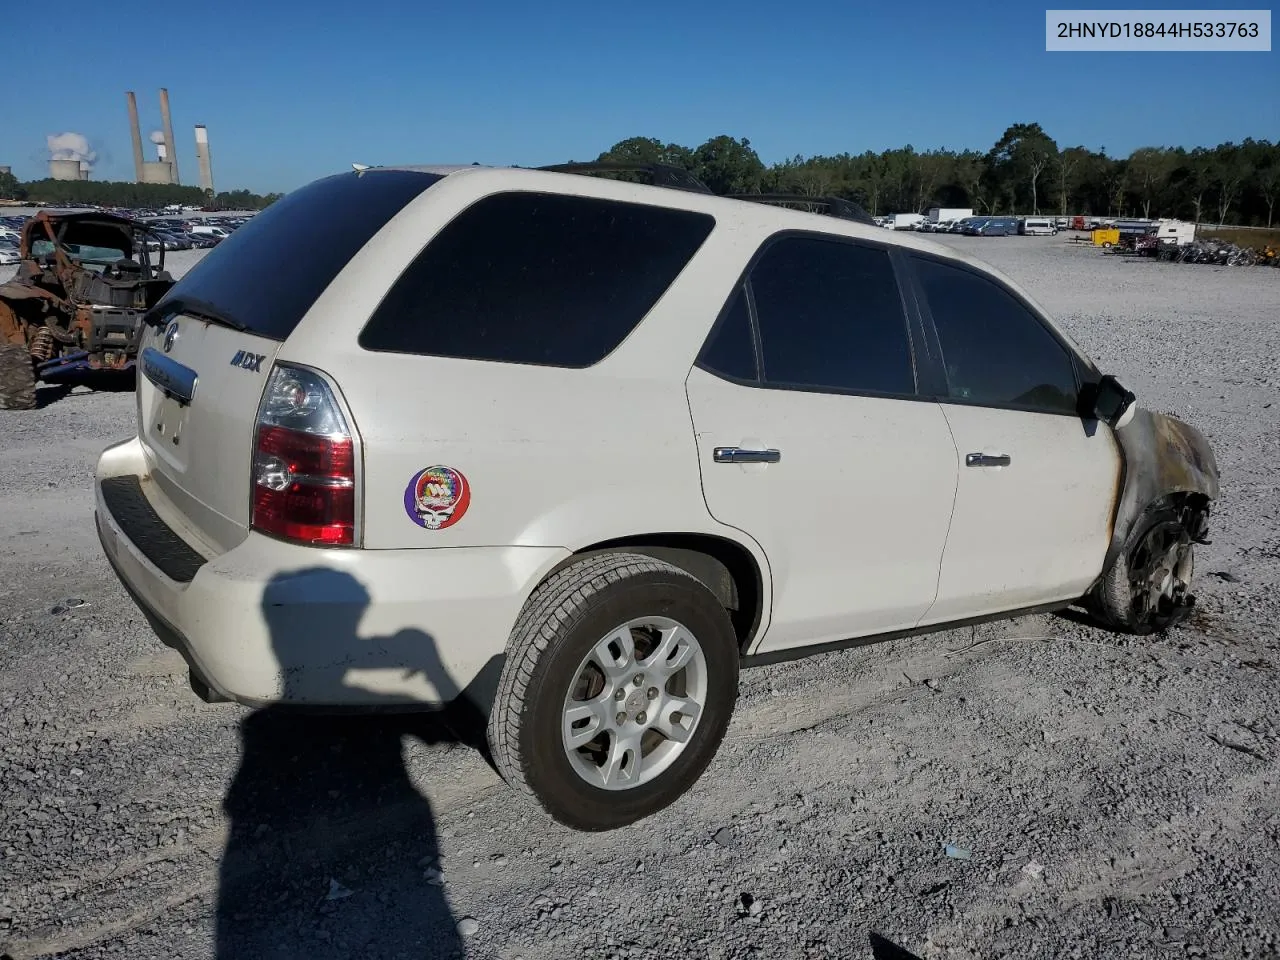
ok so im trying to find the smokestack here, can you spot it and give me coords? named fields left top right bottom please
left=194, top=124, right=214, bottom=194
left=126, top=91, right=146, bottom=183
left=158, top=87, right=179, bottom=184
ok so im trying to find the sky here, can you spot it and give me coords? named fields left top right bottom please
left=1, top=0, right=1274, bottom=194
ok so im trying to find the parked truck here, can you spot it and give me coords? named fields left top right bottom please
left=886, top=213, right=926, bottom=230
left=927, top=207, right=973, bottom=224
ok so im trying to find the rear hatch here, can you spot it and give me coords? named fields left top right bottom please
left=134, top=169, right=444, bottom=555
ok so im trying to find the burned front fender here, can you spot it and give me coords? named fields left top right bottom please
left=1105, top=407, right=1220, bottom=569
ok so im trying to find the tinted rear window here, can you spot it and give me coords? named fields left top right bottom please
left=358, top=191, right=716, bottom=368
left=152, top=170, right=442, bottom=340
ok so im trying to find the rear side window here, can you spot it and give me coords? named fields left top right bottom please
left=911, top=255, right=1079, bottom=414
left=152, top=170, right=442, bottom=341
left=358, top=192, right=715, bottom=368
left=748, top=236, right=915, bottom=396
left=697, top=285, right=758, bottom=382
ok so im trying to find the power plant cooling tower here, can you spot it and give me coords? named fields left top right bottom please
left=141, top=162, right=174, bottom=184
left=50, top=159, right=83, bottom=181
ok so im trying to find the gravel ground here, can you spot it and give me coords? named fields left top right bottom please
left=1, top=238, right=1278, bottom=960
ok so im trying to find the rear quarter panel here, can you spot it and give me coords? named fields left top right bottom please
left=277, top=171, right=776, bottom=553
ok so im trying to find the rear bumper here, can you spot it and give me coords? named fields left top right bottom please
left=95, top=436, right=569, bottom=709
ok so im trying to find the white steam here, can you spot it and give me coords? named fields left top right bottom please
left=47, top=132, right=97, bottom=169
left=149, top=130, right=166, bottom=144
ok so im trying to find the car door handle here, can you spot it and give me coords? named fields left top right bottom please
left=714, top=446, right=781, bottom=464
left=965, top=452, right=1011, bottom=468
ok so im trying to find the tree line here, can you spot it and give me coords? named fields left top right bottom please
left=5, top=124, right=1276, bottom=225
left=0, top=173, right=281, bottom=211
left=589, top=125, right=1280, bottom=226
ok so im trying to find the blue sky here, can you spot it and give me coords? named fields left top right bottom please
left=2, top=0, right=1274, bottom=193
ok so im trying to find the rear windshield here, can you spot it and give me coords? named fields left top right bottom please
left=358, top=191, right=716, bottom=368
left=151, top=170, right=442, bottom=340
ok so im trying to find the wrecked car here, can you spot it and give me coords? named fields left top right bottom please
left=0, top=211, right=175, bottom=409
left=93, top=163, right=1220, bottom=832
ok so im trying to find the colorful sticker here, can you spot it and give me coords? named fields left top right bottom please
left=404, top=466, right=471, bottom=530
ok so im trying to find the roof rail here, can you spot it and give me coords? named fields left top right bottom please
left=535, top=161, right=713, bottom=195
left=726, top=194, right=878, bottom=227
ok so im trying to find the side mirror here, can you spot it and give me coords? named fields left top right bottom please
left=1092, top=374, right=1136, bottom=428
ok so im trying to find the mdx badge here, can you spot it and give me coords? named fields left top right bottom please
left=230, top=350, right=266, bottom=372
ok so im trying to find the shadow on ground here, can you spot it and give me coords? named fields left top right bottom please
left=869, top=931, right=925, bottom=959
left=215, top=568, right=481, bottom=959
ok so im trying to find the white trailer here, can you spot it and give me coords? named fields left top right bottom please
left=1153, top=219, right=1196, bottom=247
left=927, top=207, right=973, bottom=223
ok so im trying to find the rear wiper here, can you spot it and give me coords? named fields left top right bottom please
left=144, top=296, right=248, bottom=332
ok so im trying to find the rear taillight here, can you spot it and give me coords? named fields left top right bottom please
left=251, top=365, right=356, bottom=546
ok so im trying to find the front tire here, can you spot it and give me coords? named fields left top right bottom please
left=487, top=553, right=740, bottom=831
left=0, top=342, right=37, bottom=410
left=1088, top=508, right=1195, bottom=635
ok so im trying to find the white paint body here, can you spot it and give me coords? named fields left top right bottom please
left=686, top=366, right=959, bottom=653
left=924, top=404, right=1120, bottom=622
left=94, top=165, right=1124, bottom=708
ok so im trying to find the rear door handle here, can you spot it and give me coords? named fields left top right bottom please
left=714, top=446, right=781, bottom=464
left=966, top=452, right=1011, bottom=468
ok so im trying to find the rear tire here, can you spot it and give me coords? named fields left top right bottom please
left=0, top=342, right=36, bottom=410
left=487, top=552, right=740, bottom=831
left=1088, top=508, right=1195, bottom=635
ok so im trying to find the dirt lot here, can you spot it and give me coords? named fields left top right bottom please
left=1, top=238, right=1278, bottom=960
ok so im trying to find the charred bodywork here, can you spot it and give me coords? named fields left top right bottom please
left=0, top=212, right=175, bottom=403
left=1109, top=407, right=1219, bottom=555
left=1088, top=404, right=1220, bottom=632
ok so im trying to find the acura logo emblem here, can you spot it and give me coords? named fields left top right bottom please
left=162, top=321, right=180, bottom=353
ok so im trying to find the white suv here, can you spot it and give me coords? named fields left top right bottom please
left=94, top=163, right=1219, bottom=831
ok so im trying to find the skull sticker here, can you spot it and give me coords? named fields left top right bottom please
left=403, top=466, right=471, bottom=530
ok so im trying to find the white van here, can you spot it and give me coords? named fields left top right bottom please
left=1020, top=217, right=1058, bottom=236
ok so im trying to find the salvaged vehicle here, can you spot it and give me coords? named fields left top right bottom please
left=94, top=162, right=1219, bottom=832
left=0, top=211, right=175, bottom=409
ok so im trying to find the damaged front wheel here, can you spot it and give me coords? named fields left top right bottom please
left=1089, top=508, right=1196, bottom=635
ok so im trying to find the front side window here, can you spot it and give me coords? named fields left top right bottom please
left=359, top=192, right=716, bottom=368
left=746, top=236, right=915, bottom=396
left=911, top=255, right=1078, bottom=414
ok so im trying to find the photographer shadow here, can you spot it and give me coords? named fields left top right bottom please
left=215, top=568, right=488, bottom=960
